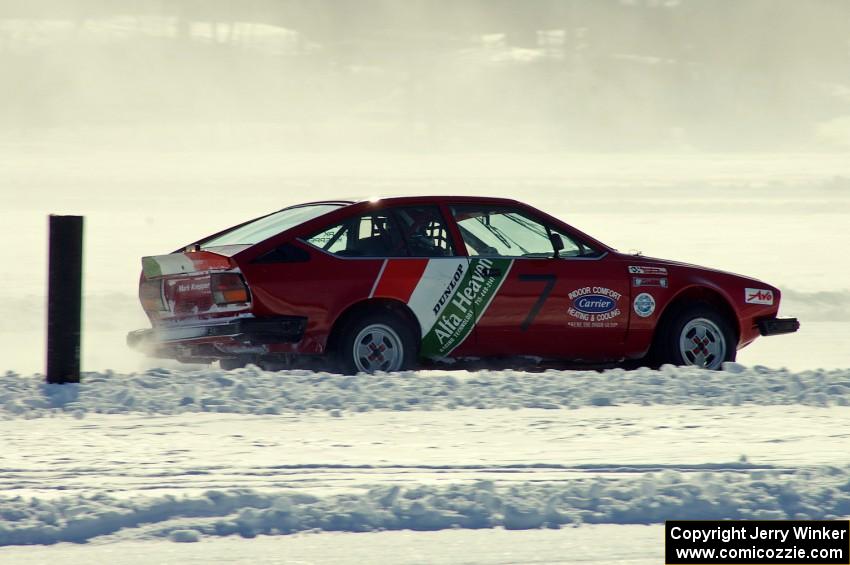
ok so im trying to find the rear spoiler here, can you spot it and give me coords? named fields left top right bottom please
left=141, top=251, right=234, bottom=278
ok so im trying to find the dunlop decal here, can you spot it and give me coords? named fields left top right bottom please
left=419, top=258, right=512, bottom=358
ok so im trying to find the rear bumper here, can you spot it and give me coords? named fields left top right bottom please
left=757, top=317, right=800, bottom=336
left=127, top=316, right=307, bottom=357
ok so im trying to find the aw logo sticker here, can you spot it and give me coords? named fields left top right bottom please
left=744, top=288, right=774, bottom=305
left=567, top=286, right=622, bottom=328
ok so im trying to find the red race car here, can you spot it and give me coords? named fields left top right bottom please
left=128, top=196, right=798, bottom=372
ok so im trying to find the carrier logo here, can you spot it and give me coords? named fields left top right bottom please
left=567, top=286, right=622, bottom=326
left=572, top=294, right=616, bottom=314
left=745, top=288, right=774, bottom=305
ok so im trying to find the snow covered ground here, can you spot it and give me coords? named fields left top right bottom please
left=1, top=151, right=849, bottom=562
left=1, top=526, right=664, bottom=565
left=2, top=366, right=850, bottom=560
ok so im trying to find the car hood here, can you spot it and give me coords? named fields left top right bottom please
left=624, top=254, right=770, bottom=286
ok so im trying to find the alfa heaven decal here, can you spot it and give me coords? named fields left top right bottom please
left=419, top=258, right=512, bottom=357
left=371, top=258, right=513, bottom=358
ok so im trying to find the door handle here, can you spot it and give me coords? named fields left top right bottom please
left=482, top=267, right=502, bottom=277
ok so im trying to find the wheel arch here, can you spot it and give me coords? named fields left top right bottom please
left=654, top=285, right=741, bottom=347
left=326, top=298, right=422, bottom=356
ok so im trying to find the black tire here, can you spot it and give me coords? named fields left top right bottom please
left=219, top=357, right=250, bottom=371
left=335, top=311, right=418, bottom=374
left=649, top=303, right=736, bottom=370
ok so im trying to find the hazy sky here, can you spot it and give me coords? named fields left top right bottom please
left=1, top=0, right=849, bottom=152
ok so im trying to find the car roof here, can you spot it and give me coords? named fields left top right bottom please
left=228, top=194, right=613, bottom=256
left=294, top=195, right=523, bottom=208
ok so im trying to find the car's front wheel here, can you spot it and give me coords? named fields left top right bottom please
left=336, top=312, right=417, bottom=374
left=651, top=305, right=736, bottom=370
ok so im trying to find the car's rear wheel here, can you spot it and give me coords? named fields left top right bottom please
left=219, top=357, right=249, bottom=371
left=651, top=304, right=736, bottom=370
left=336, top=312, right=417, bottom=374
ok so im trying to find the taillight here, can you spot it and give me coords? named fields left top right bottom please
left=140, top=279, right=167, bottom=311
left=210, top=273, right=250, bottom=305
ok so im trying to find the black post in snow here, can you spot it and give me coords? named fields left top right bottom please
left=46, top=215, right=84, bottom=384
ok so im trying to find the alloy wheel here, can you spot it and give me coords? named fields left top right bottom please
left=353, top=323, right=404, bottom=372
left=678, top=317, right=727, bottom=369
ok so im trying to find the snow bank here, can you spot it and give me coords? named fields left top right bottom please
left=2, top=467, right=849, bottom=545
left=2, top=364, right=850, bottom=419
left=782, top=289, right=850, bottom=321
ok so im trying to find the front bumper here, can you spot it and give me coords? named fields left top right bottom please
left=127, top=316, right=307, bottom=355
left=757, top=317, right=800, bottom=336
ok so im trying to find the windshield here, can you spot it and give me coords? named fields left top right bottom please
left=202, top=204, right=343, bottom=247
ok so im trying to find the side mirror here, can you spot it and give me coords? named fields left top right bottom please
left=549, top=233, right=564, bottom=258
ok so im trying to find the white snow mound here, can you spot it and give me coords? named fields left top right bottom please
left=2, top=467, right=849, bottom=545
left=2, top=365, right=850, bottom=419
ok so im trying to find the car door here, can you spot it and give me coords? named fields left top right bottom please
left=304, top=203, right=482, bottom=361
left=448, top=204, right=630, bottom=361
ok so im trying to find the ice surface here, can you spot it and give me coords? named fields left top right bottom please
left=0, top=525, right=665, bottom=565
left=3, top=406, right=850, bottom=500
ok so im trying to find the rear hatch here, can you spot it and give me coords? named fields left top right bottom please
left=140, top=249, right=251, bottom=324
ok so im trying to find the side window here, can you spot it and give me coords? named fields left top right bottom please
left=392, top=206, right=456, bottom=257
left=307, top=223, right=349, bottom=254
left=451, top=206, right=550, bottom=257
left=549, top=227, right=584, bottom=257
left=305, top=212, right=406, bottom=257
left=450, top=206, right=597, bottom=258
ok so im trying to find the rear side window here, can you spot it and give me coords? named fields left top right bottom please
left=304, top=206, right=456, bottom=258
left=393, top=206, right=455, bottom=257
left=203, top=204, right=343, bottom=247
left=306, top=212, right=406, bottom=257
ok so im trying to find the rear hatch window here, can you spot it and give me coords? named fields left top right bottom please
left=202, top=204, right=343, bottom=247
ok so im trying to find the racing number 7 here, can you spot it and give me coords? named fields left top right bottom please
left=518, top=274, right=557, bottom=331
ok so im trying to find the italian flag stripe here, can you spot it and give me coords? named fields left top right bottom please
left=369, top=257, right=513, bottom=359
left=141, top=252, right=232, bottom=278
left=371, top=259, right=429, bottom=303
